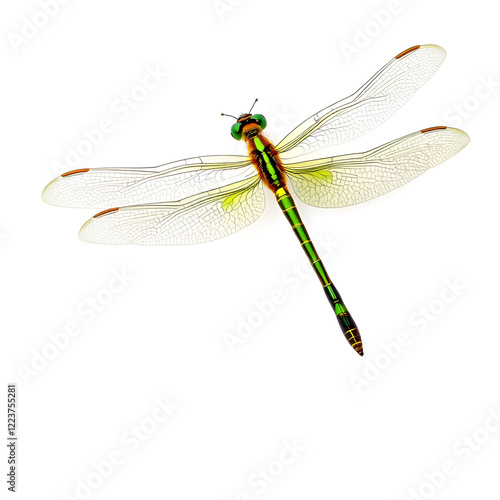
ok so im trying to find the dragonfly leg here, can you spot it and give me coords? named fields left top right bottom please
left=275, top=186, right=364, bottom=356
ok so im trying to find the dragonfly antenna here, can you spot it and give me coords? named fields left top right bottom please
left=248, top=98, right=258, bottom=113
left=221, top=98, right=258, bottom=119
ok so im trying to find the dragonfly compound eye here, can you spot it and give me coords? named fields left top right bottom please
left=230, top=122, right=243, bottom=140
left=252, top=114, right=267, bottom=130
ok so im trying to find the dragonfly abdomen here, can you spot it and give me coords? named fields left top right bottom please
left=247, top=134, right=286, bottom=192
left=275, top=186, right=364, bottom=356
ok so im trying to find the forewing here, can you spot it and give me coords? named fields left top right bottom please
left=42, top=155, right=253, bottom=208
left=78, top=176, right=264, bottom=245
left=277, top=45, right=446, bottom=159
left=284, top=127, right=469, bottom=208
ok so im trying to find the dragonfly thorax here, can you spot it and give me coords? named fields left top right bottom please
left=247, top=132, right=287, bottom=193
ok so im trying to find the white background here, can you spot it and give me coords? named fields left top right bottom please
left=1, top=0, right=499, bottom=499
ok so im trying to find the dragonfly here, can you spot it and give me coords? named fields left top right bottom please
left=43, top=44, right=469, bottom=356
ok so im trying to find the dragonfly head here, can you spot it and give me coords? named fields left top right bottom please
left=221, top=99, right=267, bottom=141
left=229, top=113, right=267, bottom=141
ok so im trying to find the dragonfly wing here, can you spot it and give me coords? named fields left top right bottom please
left=277, top=45, right=446, bottom=159
left=284, top=127, right=469, bottom=208
left=78, top=176, right=265, bottom=245
left=42, top=155, right=253, bottom=208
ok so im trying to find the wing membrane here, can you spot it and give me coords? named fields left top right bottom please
left=277, top=45, right=446, bottom=159
left=78, top=176, right=264, bottom=245
left=284, top=127, right=469, bottom=208
left=42, top=155, right=253, bottom=208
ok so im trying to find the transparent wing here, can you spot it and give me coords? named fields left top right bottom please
left=42, top=155, right=253, bottom=208
left=277, top=45, right=446, bottom=159
left=78, top=175, right=264, bottom=245
left=284, top=127, right=469, bottom=208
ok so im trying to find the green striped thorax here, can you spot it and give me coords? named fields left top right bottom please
left=231, top=113, right=267, bottom=140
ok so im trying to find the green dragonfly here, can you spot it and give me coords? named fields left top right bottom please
left=42, top=44, right=469, bottom=356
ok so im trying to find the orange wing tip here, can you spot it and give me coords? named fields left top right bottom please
left=93, top=207, right=119, bottom=218
left=421, top=126, right=448, bottom=133
left=395, top=45, right=421, bottom=59
left=61, top=168, right=90, bottom=177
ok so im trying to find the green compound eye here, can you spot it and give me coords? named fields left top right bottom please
left=231, top=122, right=243, bottom=140
left=252, top=114, right=267, bottom=130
